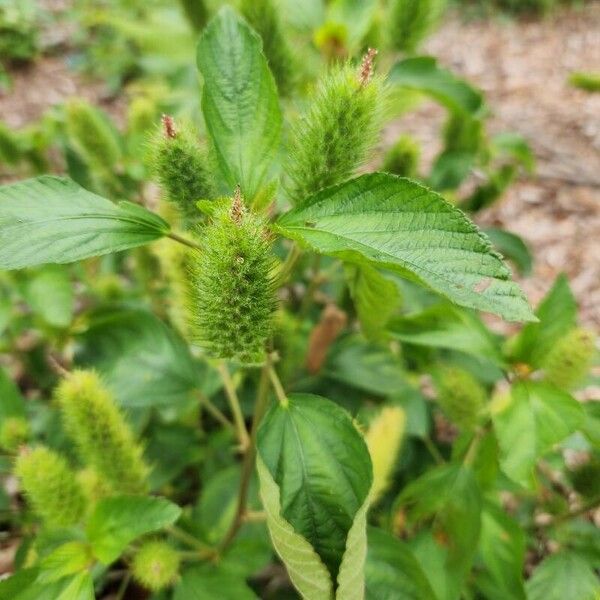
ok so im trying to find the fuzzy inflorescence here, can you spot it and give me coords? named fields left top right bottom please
left=285, top=50, right=385, bottom=206
left=189, top=191, right=276, bottom=364
left=151, top=115, right=215, bottom=229
left=0, top=416, right=29, bottom=451
left=178, top=0, right=209, bottom=32
left=132, top=540, right=181, bottom=591
left=389, top=0, right=447, bottom=54
left=382, top=135, right=420, bottom=178
left=434, top=366, right=486, bottom=430
left=55, top=370, right=149, bottom=495
left=542, top=328, right=596, bottom=391
left=15, top=446, right=86, bottom=528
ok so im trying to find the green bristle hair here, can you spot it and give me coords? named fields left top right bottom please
left=190, top=188, right=276, bottom=364
left=132, top=540, right=181, bottom=591
left=542, top=328, right=596, bottom=391
left=0, top=416, right=29, bottom=452
left=65, top=99, right=122, bottom=173
left=389, top=0, right=447, bottom=54
left=382, top=134, right=420, bottom=177
left=151, top=115, right=215, bottom=229
left=178, top=0, right=209, bottom=32
left=285, top=49, right=384, bottom=206
left=15, top=446, right=86, bottom=529
left=434, top=366, right=486, bottom=430
left=240, top=0, right=296, bottom=96
left=55, top=370, right=149, bottom=495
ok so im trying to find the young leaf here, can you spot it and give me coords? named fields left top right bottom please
left=276, top=173, right=534, bottom=322
left=197, top=6, right=282, bottom=203
left=389, top=57, right=484, bottom=115
left=0, top=176, right=169, bottom=270
left=257, top=393, right=373, bottom=582
left=87, top=495, right=181, bottom=564
left=491, top=381, right=585, bottom=487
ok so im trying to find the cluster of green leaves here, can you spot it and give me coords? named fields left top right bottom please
left=0, top=2, right=598, bottom=600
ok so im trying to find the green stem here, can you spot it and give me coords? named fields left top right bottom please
left=115, top=573, right=131, bottom=600
left=540, top=495, right=600, bottom=529
left=197, top=391, right=235, bottom=432
left=167, top=231, right=202, bottom=251
left=422, top=435, right=445, bottom=465
left=167, top=526, right=214, bottom=555
left=463, top=428, right=484, bottom=468
left=277, top=243, right=301, bottom=285
left=217, top=362, right=250, bottom=451
left=267, top=362, right=288, bottom=407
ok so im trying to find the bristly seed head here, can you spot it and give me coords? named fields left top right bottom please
left=230, top=184, right=246, bottom=225
left=161, top=114, right=177, bottom=139
left=359, top=48, right=378, bottom=87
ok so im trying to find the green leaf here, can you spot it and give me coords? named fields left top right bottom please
left=38, top=542, right=93, bottom=583
left=397, top=464, right=481, bottom=600
left=87, top=495, right=181, bottom=564
left=1, top=572, right=94, bottom=600
left=492, top=381, right=585, bottom=487
left=526, top=551, right=600, bottom=600
left=365, top=528, right=437, bottom=600
left=276, top=173, right=534, bottom=322
left=257, top=393, right=372, bottom=582
left=0, top=366, right=26, bottom=420
left=75, top=307, right=200, bottom=410
left=475, top=502, right=526, bottom=600
left=0, top=176, right=169, bottom=270
left=389, top=304, right=504, bottom=366
left=508, top=274, right=577, bottom=367
left=389, top=57, right=484, bottom=115
left=256, top=456, right=333, bottom=600
left=24, top=265, right=74, bottom=328
left=491, top=132, right=535, bottom=173
left=428, top=150, right=476, bottom=191
left=483, top=228, right=533, bottom=276
left=346, top=264, right=400, bottom=341
left=197, top=6, right=282, bottom=203
left=174, top=565, right=258, bottom=600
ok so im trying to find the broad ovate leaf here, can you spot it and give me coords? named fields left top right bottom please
left=276, top=173, right=534, bottom=322
left=0, top=176, right=169, bottom=269
left=257, top=393, right=373, bottom=589
left=197, top=7, right=282, bottom=203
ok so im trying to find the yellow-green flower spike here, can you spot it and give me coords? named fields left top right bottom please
left=434, top=366, right=486, bottom=430
left=285, top=49, right=384, bottom=206
left=365, top=406, right=406, bottom=504
left=132, top=540, right=181, bottom=591
left=190, top=189, right=276, bottom=364
left=382, top=135, right=420, bottom=178
left=0, top=416, right=29, bottom=452
left=55, top=370, right=149, bottom=495
left=15, top=446, right=86, bottom=529
left=151, top=115, right=215, bottom=229
left=542, top=328, right=596, bottom=390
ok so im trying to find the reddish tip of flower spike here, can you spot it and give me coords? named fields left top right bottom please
left=161, top=114, right=177, bottom=139
left=359, top=48, right=378, bottom=86
left=230, top=184, right=246, bottom=225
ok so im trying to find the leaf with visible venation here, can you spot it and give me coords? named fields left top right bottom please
left=365, top=528, right=437, bottom=600
left=483, top=228, right=533, bottom=276
left=197, top=7, right=282, bottom=203
left=277, top=173, right=534, bottom=322
left=257, top=393, right=372, bottom=587
left=174, top=565, right=259, bottom=600
left=0, top=176, right=169, bottom=270
left=389, top=57, right=484, bottom=115
left=75, top=307, right=201, bottom=410
left=0, top=571, right=94, bottom=600
left=491, top=381, right=585, bottom=487
left=87, top=495, right=181, bottom=564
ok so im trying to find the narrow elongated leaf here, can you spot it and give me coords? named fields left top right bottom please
left=87, top=495, right=181, bottom=564
left=492, top=381, right=585, bottom=487
left=389, top=57, right=484, bottom=115
left=276, top=173, right=534, bottom=322
left=257, top=393, right=372, bottom=582
left=0, top=176, right=169, bottom=269
left=197, top=7, right=282, bottom=202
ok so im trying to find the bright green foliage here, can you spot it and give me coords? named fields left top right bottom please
left=65, top=99, right=121, bottom=173
left=382, top=134, right=420, bottom=177
left=55, top=370, right=149, bottom=494
left=0, top=416, right=29, bottom=451
left=240, top=0, right=296, bottom=95
left=151, top=116, right=215, bottom=228
left=14, top=446, right=86, bottom=528
left=190, top=192, right=276, bottom=363
left=178, top=0, right=209, bottom=32
left=434, top=366, right=486, bottom=429
left=443, top=113, right=483, bottom=154
left=389, top=0, right=447, bottom=54
left=285, top=51, right=384, bottom=206
left=542, top=327, right=596, bottom=390
left=132, top=540, right=181, bottom=591
left=569, top=71, right=600, bottom=93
